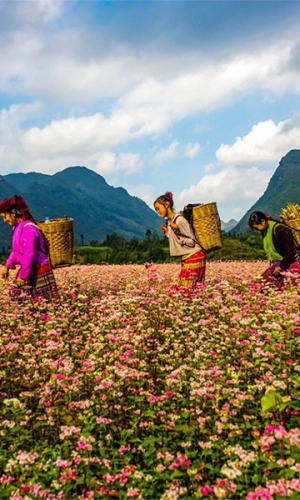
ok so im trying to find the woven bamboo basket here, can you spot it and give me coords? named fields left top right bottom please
left=38, top=216, right=74, bottom=268
left=284, top=219, right=300, bottom=246
left=192, top=202, right=223, bottom=252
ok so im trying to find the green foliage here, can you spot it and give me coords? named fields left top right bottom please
left=74, top=246, right=113, bottom=265
left=75, top=231, right=266, bottom=264
left=208, top=232, right=265, bottom=261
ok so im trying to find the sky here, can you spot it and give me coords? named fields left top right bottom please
left=1, top=0, right=300, bottom=222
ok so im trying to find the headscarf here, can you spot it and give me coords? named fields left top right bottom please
left=0, top=195, right=35, bottom=221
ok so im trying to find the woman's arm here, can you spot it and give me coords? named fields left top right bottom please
left=17, top=226, right=39, bottom=280
left=5, top=253, right=17, bottom=269
left=173, top=216, right=197, bottom=248
left=274, top=224, right=296, bottom=270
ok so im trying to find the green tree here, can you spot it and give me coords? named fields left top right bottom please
left=147, top=246, right=165, bottom=262
left=102, top=232, right=126, bottom=249
left=90, top=240, right=101, bottom=247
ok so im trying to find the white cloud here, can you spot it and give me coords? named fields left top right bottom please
left=1, top=8, right=300, bottom=187
left=18, top=0, right=65, bottom=23
left=3, top=41, right=297, bottom=177
left=123, top=163, right=273, bottom=221
left=153, top=141, right=180, bottom=164
left=216, top=114, right=300, bottom=165
left=23, top=114, right=113, bottom=156
left=95, top=152, right=116, bottom=176
left=0, top=0, right=64, bottom=27
left=124, top=184, right=157, bottom=208
left=117, top=42, right=300, bottom=129
left=152, top=141, right=200, bottom=165
left=175, top=165, right=272, bottom=221
left=0, top=104, right=143, bottom=176
left=95, top=152, right=142, bottom=176
left=232, top=207, right=245, bottom=216
left=183, top=142, right=200, bottom=158
left=115, top=153, right=143, bottom=175
left=0, top=12, right=299, bottom=110
left=203, top=163, right=215, bottom=173
left=0, top=102, right=42, bottom=173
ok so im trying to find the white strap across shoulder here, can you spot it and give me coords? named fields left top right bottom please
left=24, top=222, right=40, bottom=230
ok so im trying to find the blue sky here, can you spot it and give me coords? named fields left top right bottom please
left=1, top=0, right=300, bottom=222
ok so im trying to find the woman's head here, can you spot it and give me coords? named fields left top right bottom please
left=0, top=195, right=33, bottom=223
left=0, top=210, right=21, bottom=226
left=154, top=192, right=174, bottom=218
left=248, top=211, right=270, bottom=232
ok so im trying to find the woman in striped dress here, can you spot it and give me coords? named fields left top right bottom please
left=154, top=192, right=206, bottom=287
left=0, top=195, right=59, bottom=300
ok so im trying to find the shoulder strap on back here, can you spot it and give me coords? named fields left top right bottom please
left=24, top=222, right=40, bottom=230
left=23, top=222, right=49, bottom=257
left=172, top=215, right=199, bottom=246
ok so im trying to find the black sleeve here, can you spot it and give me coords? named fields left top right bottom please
left=273, top=224, right=296, bottom=270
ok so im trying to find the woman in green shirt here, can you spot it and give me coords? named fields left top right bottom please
left=248, top=211, right=300, bottom=288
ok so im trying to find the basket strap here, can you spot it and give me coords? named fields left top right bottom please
left=23, top=222, right=49, bottom=257
left=173, top=215, right=199, bottom=245
left=24, top=222, right=40, bottom=230
left=276, top=222, right=300, bottom=258
left=285, top=224, right=300, bottom=232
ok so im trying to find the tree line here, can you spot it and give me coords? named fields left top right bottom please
left=74, top=230, right=266, bottom=265
left=0, top=230, right=266, bottom=266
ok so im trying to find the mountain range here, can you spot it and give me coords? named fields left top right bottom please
left=221, top=219, right=237, bottom=232
left=0, top=148, right=299, bottom=247
left=0, top=167, right=162, bottom=247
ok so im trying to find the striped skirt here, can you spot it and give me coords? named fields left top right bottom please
left=10, top=262, right=59, bottom=300
left=178, top=251, right=206, bottom=286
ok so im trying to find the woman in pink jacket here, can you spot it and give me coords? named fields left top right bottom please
left=0, top=195, right=58, bottom=300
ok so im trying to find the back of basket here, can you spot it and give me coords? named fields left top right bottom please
left=192, top=202, right=223, bottom=252
left=38, top=217, right=74, bottom=268
left=284, top=219, right=300, bottom=246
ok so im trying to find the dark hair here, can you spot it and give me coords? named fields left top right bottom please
left=248, top=211, right=300, bottom=248
left=248, top=211, right=270, bottom=228
left=154, top=191, right=174, bottom=209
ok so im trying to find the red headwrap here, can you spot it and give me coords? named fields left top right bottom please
left=0, top=195, right=34, bottom=221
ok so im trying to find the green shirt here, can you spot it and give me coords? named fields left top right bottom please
left=263, top=221, right=283, bottom=262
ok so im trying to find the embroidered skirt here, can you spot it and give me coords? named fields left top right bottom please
left=10, top=262, right=59, bottom=300
left=178, top=251, right=206, bottom=286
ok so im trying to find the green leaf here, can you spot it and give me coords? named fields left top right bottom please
left=141, top=436, right=160, bottom=447
left=261, top=390, right=282, bottom=412
left=173, top=424, right=192, bottom=432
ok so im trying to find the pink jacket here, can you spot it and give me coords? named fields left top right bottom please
left=6, top=220, right=49, bottom=280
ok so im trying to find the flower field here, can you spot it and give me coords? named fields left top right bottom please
left=0, top=262, right=299, bottom=500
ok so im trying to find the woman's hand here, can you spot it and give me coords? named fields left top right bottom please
left=170, top=222, right=181, bottom=239
left=273, top=266, right=282, bottom=276
left=16, top=277, right=25, bottom=286
left=1, top=266, right=9, bottom=279
left=160, top=225, right=168, bottom=236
